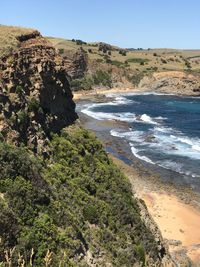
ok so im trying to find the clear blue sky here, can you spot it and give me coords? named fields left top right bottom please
left=1, top=0, right=200, bottom=49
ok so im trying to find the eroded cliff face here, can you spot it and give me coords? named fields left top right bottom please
left=0, top=31, right=77, bottom=155
left=139, top=71, right=200, bottom=96
left=63, top=47, right=88, bottom=79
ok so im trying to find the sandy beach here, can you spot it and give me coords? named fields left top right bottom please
left=73, top=87, right=148, bottom=100
left=111, top=155, right=200, bottom=265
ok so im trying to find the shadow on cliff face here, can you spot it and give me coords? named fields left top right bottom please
left=40, top=69, right=77, bottom=131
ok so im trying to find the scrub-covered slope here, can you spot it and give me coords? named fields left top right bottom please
left=0, top=26, right=173, bottom=266
left=0, top=126, right=172, bottom=266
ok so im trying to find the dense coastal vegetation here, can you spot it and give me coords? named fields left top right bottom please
left=0, top=126, right=163, bottom=266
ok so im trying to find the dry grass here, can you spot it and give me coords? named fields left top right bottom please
left=1, top=248, right=54, bottom=267
left=1, top=24, right=200, bottom=74
left=46, top=36, right=200, bottom=73
left=0, top=25, right=35, bottom=56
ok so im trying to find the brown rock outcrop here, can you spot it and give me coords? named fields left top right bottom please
left=139, top=71, right=200, bottom=96
left=0, top=32, right=78, bottom=155
left=63, top=47, right=88, bottom=79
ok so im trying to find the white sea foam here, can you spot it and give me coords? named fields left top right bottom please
left=155, top=116, right=167, bottom=120
left=157, top=160, right=183, bottom=173
left=108, top=91, right=175, bottom=97
left=192, top=145, right=200, bottom=152
left=101, top=95, right=134, bottom=106
left=81, top=93, right=200, bottom=169
left=152, top=130, right=200, bottom=160
left=140, top=114, right=158, bottom=125
left=157, top=160, right=198, bottom=177
left=111, top=126, right=200, bottom=162
left=154, top=126, right=173, bottom=133
left=110, top=129, right=144, bottom=143
left=130, top=144, right=155, bottom=165
left=82, top=106, right=161, bottom=125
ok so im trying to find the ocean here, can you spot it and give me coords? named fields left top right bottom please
left=78, top=92, right=200, bottom=192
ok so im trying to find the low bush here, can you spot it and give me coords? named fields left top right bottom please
left=126, top=58, right=149, bottom=64
left=15, top=85, right=24, bottom=95
left=92, top=69, right=112, bottom=87
left=28, top=97, right=40, bottom=112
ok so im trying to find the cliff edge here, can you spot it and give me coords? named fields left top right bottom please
left=0, top=31, right=77, bottom=155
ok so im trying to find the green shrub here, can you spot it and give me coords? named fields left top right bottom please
left=119, top=50, right=127, bottom=56
left=71, top=75, right=94, bottom=91
left=109, top=60, right=125, bottom=67
left=17, top=110, right=29, bottom=129
left=126, top=58, right=149, bottom=64
left=135, top=244, right=146, bottom=266
left=28, top=97, right=40, bottom=112
left=92, top=69, right=112, bottom=87
left=161, top=58, right=167, bottom=64
left=185, top=60, right=191, bottom=69
left=75, top=39, right=87, bottom=45
left=81, top=76, right=94, bottom=90
left=58, top=48, right=64, bottom=54
left=83, top=205, right=98, bottom=224
left=128, top=72, right=145, bottom=86
left=16, top=85, right=24, bottom=95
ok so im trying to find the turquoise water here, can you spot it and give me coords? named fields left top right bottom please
left=80, top=93, right=200, bottom=191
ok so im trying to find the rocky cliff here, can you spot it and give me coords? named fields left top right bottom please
left=63, top=47, right=88, bottom=79
left=139, top=71, right=200, bottom=96
left=0, top=31, right=77, bottom=155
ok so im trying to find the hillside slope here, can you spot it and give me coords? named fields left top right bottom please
left=1, top=25, right=200, bottom=95
left=0, top=25, right=35, bottom=56
left=47, top=36, right=200, bottom=94
left=0, top=26, right=174, bottom=266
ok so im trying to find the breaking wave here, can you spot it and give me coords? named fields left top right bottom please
left=80, top=92, right=200, bottom=179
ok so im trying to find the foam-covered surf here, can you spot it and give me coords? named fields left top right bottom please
left=80, top=92, right=200, bottom=180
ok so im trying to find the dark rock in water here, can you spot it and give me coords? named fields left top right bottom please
left=0, top=31, right=78, bottom=155
left=144, top=134, right=156, bottom=143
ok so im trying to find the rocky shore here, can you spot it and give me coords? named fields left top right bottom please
left=77, top=108, right=200, bottom=267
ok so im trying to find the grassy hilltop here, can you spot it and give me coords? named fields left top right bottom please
left=1, top=24, right=200, bottom=91
left=46, top=35, right=200, bottom=92
left=0, top=25, right=35, bottom=55
left=47, top=36, right=200, bottom=73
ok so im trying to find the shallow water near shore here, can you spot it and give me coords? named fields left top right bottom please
left=77, top=92, right=200, bottom=193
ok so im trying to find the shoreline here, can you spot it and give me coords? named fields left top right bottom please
left=77, top=91, right=200, bottom=266
left=73, top=86, right=200, bottom=101
left=110, top=155, right=200, bottom=266
left=73, top=87, right=148, bottom=100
